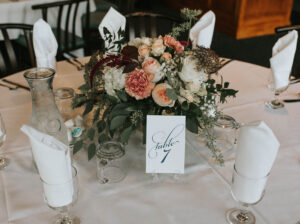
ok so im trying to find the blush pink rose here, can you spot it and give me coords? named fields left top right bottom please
left=142, top=57, right=163, bottom=82
left=152, top=83, right=175, bottom=107
left=138, top=44, right=150, bottom=58
left=161, top=52, right=172, bottom=60
left=163, top=35, right=184, bottom=53
left=125, top=69, right=155, bottom=100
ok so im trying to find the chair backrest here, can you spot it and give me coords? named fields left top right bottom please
left=125, top=12, right=181, bottom=41
left=0, top=24, right=34, bottom=77
left=32, top=0, right=90, bottom=58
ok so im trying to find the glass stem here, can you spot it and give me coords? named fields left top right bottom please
left=236, top=209, right=250, bottom=222
left=59, top=211, right=72, bottom=224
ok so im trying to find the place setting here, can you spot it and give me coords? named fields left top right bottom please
left=0, top=1, right=300, bottom=224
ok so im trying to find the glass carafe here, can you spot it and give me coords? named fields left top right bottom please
left=24, top=68, right=69, bottom=146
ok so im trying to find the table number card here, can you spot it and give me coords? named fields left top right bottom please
left=146, top=115, right=186, bottom=174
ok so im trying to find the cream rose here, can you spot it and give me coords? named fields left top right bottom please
left=128, top=38, right=142, bottom=47
left=138, top=44, right=150, bottom=58
left=141, top=37, right=152, bottom=46
left=179, top=55, right=207, bottom=83
left=152, top=83, right=175, bottom=107
left=151, top=39, right=166, bottom=56
left=186, top=80, right=201, bottom=93
left=142, top=57, right=164, bottom=83
left=179, top=88, right=194, bottom=103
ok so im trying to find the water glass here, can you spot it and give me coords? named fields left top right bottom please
left=226, top=165, right=269, bottom=224
left=96, top=141, right=127, bottom=184
left=0, top=113, right=8, bottom=170
left=41, top=166, right=80, bottom=224
left=55, top=88, right=75, bottom=121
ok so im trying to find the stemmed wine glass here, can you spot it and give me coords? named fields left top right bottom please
left=265, top=84, right=289, bottom=109
left=41, top=166, right=80, bottom=224
left=0, top=113, right=9, bottom=170
left=226, top=165, right=269, bottom=224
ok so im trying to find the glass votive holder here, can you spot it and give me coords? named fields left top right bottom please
left=96, top=141, right=127, bottom=184
left=213, top=115, right=239, bottom=155
left=55, top=87, right=75, bottom=121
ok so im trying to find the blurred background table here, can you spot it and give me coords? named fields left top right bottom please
left=0, top=58, right=300, bottom=224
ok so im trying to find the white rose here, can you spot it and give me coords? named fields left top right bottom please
left=198, top=87, right=207, bottom=96
left=186, top=80, right=201, bottom=93
left=179, top=55, right=207, bottom=83
left=151, top=39, right=166, bottom=56
left=141, top=37, right=152, bottom=46
left=104, top=67, right=125, bottom=97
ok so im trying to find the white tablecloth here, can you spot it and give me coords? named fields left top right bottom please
left=0, top=0, right=96, bottom=40
left=0, top=59, right=300, bottom=224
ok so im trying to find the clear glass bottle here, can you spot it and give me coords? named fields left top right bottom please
left=24, top=68, right=68, bottom=146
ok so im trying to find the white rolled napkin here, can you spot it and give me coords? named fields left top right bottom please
left=21, top=125, right=73, bottom=207
left=270, top=30, right=298, bottom=90
left=33, top=19, right=58, bottom=70
left=98, top=7, right=126, bottom=52
left=232, top=121, right=280, bottom=204
left=189, top=10, right=216, bottom=49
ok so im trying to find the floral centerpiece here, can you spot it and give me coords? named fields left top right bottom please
left=72, top=9, right=238, bottom=164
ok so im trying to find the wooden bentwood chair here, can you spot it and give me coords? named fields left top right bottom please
left=31, top=0, right=90, bottom=59
left=0, top=24, right=34, bottom=77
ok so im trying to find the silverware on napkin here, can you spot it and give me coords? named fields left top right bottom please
left=2, top=79, right=30, bottom=91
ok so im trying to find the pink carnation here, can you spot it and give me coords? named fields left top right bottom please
left=163, top=35, right=184, bottom=53
left=125, top=69, right=155, bottom=100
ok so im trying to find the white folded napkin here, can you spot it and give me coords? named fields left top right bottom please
left=33, top=19, right=58, bottom=70
left=270, top=30, right=298, bottom=90
left=232, top=121, right=279, bottom=204
left=98, top=7, right=126, bottom=52
left=21, top=125, right=73, bottom=207
left=189, top=10, right=216, bottom=49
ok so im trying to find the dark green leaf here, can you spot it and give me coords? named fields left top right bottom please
left=87, top=143, right=96, bottom=160
left=87, top=128, right=95, bottom=140
left=181, top=101, right=189, bottom=111
left=166, top=88, right=178, bottom=100
left=110, top=115, right=127, bottom=130
left=109, top=103, right=134, bottom=119
left=73, top=140, right=83, bottom=154
left=106, top=95, right=119, bottom=103
left=115, top=89, right=128, bottom=102
left=216, top=84, right=222, bottom=91
left=120, top=126, right=133, bottom=143
left=78, top=84, right=90, bottom=91
left=97, top=120, right=106, bottom=133
left=224, top=82, right=229, bottom=88
left=93, top=108, right=101, bottom=124
left=103, top=27, right=110, bottom=36
left=83, top=100, right=93, bottom=115
left=98, top=134, right=109, bottom=143
left=186, top=117, right=199, bottom=133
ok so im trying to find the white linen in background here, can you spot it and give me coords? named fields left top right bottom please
left=33, top=19, right=58, bottom=70
left=189, top=10, right=216, bottom=49
left=270, top=30, right=298, bottom=90
left=0, top=59, right=300, bottom=223
left=98, top=7, right=126, bottom=52
left=21, top=125, right=73, bottom=208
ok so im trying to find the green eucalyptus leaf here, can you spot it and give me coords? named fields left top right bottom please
left=83, top=100, right=93, bottom=115
left=97, top=120, right=106, bottom=133
left=87, top=143, right=96, bottom=160
left=181, top=101, right=189, bottom=111
left=106, top=95, right=119, bottom=103
left=87, top=128, right=96, bottom=140
left=120, top=126, right=133, bottom=144
left=78, top=84, right=90, bottom=91
left=98, top=134, right=109, bottom=144
left=224, top=82, right=229, bottom=88
left=93, top=108, right=101, bottom=124
left=115, top=89, right=128, bottom=102
left=110, top=115, right=127, bottom=130
left=73, top=140, right=83, bottom=154
left=166, top=88, right=178, bottom=100
left=109, top=103, right=134, bottom=119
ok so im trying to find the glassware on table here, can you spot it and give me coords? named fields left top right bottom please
left=212, top=115, right=239, bottom=156
left=96, top=141, right=127, bottom=184
left=0, top=113, right=8, bottom=170
left=54, top=88, right=76, bottom=121
left=41, top=166, right=80, bottom=224
left=226, top=165, right=269, bottom=224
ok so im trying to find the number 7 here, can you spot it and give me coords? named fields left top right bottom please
left=161, top=149, right=171, bottom=163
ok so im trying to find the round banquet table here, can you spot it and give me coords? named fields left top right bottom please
left=0, top=58, right=300, bottom=224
